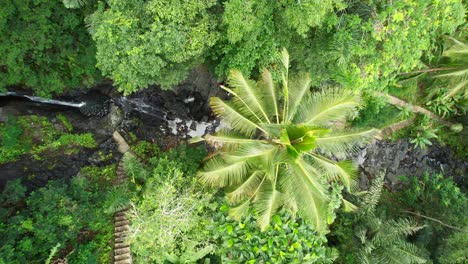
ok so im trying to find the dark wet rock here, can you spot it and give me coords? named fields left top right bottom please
left=358, top=139, right=468, bottom=190
left=0, top=148, right=94, bottom=192
left=87, top=137, right=122, bottom=166
left=78, top=91, right=110, bottom=117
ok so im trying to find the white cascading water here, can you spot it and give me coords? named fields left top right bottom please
left=1, top=91, right=86, bottom=108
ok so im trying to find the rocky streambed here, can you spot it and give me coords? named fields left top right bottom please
left=0, top=82, right=466, bottom=192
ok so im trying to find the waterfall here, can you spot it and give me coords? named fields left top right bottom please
left=1, top=91, right=86, bottom=108
left=118, top=97, right=167, bottom=119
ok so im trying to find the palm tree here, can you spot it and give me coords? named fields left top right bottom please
left=434, top=37, right=468, bottom=101
left=195, top=49, right=379, bottom=232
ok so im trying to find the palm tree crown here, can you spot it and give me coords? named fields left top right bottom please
left=196, top=49, right=379, bottom=232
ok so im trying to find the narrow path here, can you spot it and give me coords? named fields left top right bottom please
left=112, top=132, right=132, bottom=264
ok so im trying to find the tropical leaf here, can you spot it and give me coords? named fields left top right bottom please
left=204, top=129, right=264, bottom=147
left=227, top=70, right=271, bottom=123
left=316, top=128, right=380, bottom=155
left=295, top=88, right=360, bottom=126
left=229, top=199, right=251, bottom=221
left=280, top=161, right=329, bottom=231
left=198, top=157, right=249, bottom=187
left=254, top=180, right=286, bottom=231
left=307, top=153, right=356, bottom=191
left=210, top=97, right=262, bottom=136
left=224, top=143, right=277, bottom=160
left=226, top=171, right=265, bottom=203
left=287, top=73, right=312, bottom=122
left=258, top=69, right=280, bottom=123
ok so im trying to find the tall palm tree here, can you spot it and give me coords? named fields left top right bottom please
left=195, top=49, right=379, bottom=232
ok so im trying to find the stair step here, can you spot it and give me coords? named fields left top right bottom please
left=115, top=215, right=127, bottom=222
left=114, top=253, right=131, bottom=261
left=115, top=246, right=130, bottom=255
left=115, top=259, right=132, bottom=264
left=115, top=212, right=128, bottom=218
left=115, top=220, right=130, bottom=227
left=115, top=236, right=128, bottom=243
left=115, top=242, right=130, bottom=249
left=115, top=225, right=129, bottom=232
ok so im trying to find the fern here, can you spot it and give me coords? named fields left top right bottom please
left=351, top=173, right=429, bottom=264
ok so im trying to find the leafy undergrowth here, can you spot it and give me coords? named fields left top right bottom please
left=0, top=115, right=96, bottom=164
left=0, top=166, right=116, bottom=263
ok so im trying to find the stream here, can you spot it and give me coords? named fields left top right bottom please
left=0, top=84, right=466, bottom=191
left=0, top=84, right=219, bottom=190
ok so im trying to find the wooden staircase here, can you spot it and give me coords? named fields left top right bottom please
left=112, top=132, right=132, bottom=264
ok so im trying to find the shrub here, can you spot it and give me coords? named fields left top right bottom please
left=211, top=203, right=335, bottom=263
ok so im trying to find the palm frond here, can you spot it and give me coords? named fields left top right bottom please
left=287, top=73, right=312, bottom=122
left=280, top=48, right=290, bottom=122
left=443, top=79, right=468, bottom=100
left=229, top=199, right=251, bottom=221
left=254, top=180, right=286, bottom=231
left=279, top=48, right=290, bottom=73
left=226, top=70, right=271, bottom=123
left=204, top=129, right=265, bottom=147
left=443, top=38, right=468, bottom=59
left=381, top=218, right=425, bottom=240
left=198, top=157, right=249, bottom=187
left=359, top=171, right=385, bottom=214
left=316, top=128, right=380, bottom=155
left=295, top=88, right=361, bottom=127
left=376, top=243, right=427, bottom=264
left=280, top=162, right=329, bottom=232
left=104, top=186, right=131, bottom=214
left=123, top=153, right=149, bottom=181
left=436, top=67, right=468, bottom=81
left=391, top=241, right=428, bottom=264
left=307, top=153, right=356, bottom=191
left=226, top=171, right=265, bottom=203
left=258, top=69, right=280, bottom=123
left=224, top=143, right=278, bottom=162
left=210, top=97, right=264, bottom=136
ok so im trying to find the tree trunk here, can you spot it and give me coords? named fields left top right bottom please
left=380, top=117, right=416, bottom=137
left=380, top=93, right=455, bottom=127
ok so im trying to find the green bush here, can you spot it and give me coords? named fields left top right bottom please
left=87, top=0, right=218, bottom=94
left=0, top=177, right=113, bottom=263
left=211, top=204, right=335, bottom=263
left=395, top=173, right=467, bottom=229
left=123, top=144, right=212, bottom=263
left=0, top=0, right=101, bottom=96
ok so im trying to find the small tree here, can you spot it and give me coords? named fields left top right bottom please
left=196, top=49, right=378, bottom=232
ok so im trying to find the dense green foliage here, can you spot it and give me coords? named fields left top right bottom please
left=197, top=50, right=378, bottom=231
left=85, top=0, right=464, bottom=95
left=302, top=0, right=464, bottom=91
left=0, top=115, right=96, bottom=164
left=88, top=0, right=219, bottom=94
left=212, top=205, right=336, bottom=263
left=332, top=172, right=468, bottom=264
left=0, top=0, right=100, bottom=96
left=0, top=0, right=466, bottom=263
left=212, top=0, right=345, bottom=79
left=384, top=173, right=468, bottom=262
left=0, top=175, right=114, bottom=263
left=122, top=144, right=215, bottom=263
left=119, top=142, right=341, bottom=263
left=331, top=173, right=429, bottom=264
